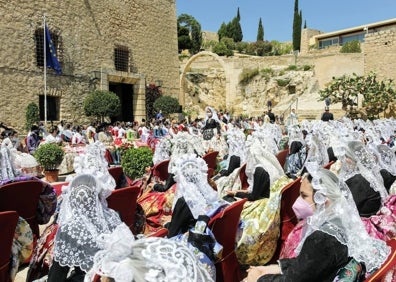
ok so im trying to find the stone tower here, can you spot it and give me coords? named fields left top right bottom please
left=0, top=0, right=179, bottom=131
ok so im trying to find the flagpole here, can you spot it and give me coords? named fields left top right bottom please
left=43, top=14, right=47, bottom=125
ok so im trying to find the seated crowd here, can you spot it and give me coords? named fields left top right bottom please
left=0, top=109, right=396, bottom=282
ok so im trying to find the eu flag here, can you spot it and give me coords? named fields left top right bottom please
left=45, top=24, right=62, bottom=75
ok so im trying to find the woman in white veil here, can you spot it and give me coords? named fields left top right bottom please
left=246, top=163, right=389, bottom=282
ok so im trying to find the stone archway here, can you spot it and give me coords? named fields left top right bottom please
left=179, top=51, right=231, bottom=111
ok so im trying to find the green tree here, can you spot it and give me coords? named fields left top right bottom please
left=83, top=90, right=120, bottom=122
left=218, top=22, right=227, bottom=41
left=212, top=41, right=234, bottom=56
left=231, top=16, right=243, bottom=42
left=220, top=37, right=235, bottom=50
left=256, top=40, right=272, bottom=56
left=25, top=102, right=40, bottom=131
left=257, top=18, right=264, bottom=41
left=178, top=14, right=202, bottom=54
left=292, top=0, right=302, bottom=51
left=177, top=23, right=192, bottom=51
left=217, top=8, right=243, bottom=43
left=340, top=40, right=361, bottom=53
left=304, top=20, right=307, bottom=29
left=319, top=72, right=396, bottom=119
left=153, top=95, right=181, bottom=116
left=145, top=84, right=162, bottom=120
left=235, top=41, right=248, bottom=53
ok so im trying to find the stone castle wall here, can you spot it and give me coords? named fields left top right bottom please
left=0, top=0, right=179, bottom=132
left=364, top=28, right=396, bottom=83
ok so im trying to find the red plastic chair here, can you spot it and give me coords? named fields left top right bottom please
left=364, top=238, right=396, bottom=282
left=239, top=163, right=249, bottom=190
left=108, top=166, right=124, bottom=186
left=269, top=177, right=301, bottom=263
left=0, top=211, right=18, bottom=282
left=276, top=149, right=289, bottom=170
left=106, top=186, right=141, bottom=234
left=0, top=180, right=43, bottom=238
left=152, top=159, right=170, bottom=182
left=203, top=151, right=219, bottom=171
left=208, top=198, right=247, bottom=282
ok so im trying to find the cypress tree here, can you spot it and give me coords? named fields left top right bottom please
left=292, top=0, right=302, bottom=51
left=304, top=20, right=307, bottom=29
left=218, top=22, right=227, bottom=41
left=257, top=17, right=264, bottom=41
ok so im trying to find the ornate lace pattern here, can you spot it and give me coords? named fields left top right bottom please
left=0, top=146, right=19, bottom=181
left=54, top=175, right=121, bottom=272
left=172, top=154, right=223, bottom=219
left=89, top=224, right=214, bottom=282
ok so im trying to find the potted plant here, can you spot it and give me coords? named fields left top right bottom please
left=34, top=143, right=64, bottom=182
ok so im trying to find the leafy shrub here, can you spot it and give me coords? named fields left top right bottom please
left=121, top=146, right=153, bottom=179
left=83, top=90, right=120, bottom=122
left=34, top=143, right=64, bottom=171
left=286, top=65, right=298, bottom=71
left=235, top=41, right=248, bottom=53
left=255, top=40, right=273, bottom=56
left=220, top=37, right=235, bottom=50
left=303, top=65, right=312, bottom=71
left=260, top=68, right=274, bottom=82
left=245, top=42, right=257, bottom=55
left=153, top=95, right=181, bottom=116
left=276, top=78, right=291, bottom=87
left=146, top=84, right=162, bottom=119
left=25, top=102, right=40, bottom=131
left=340, top=40, right=361, bottom=53
left=239, top=68, right=259, bottom=85
left=212, top=42, right=233, bottom=56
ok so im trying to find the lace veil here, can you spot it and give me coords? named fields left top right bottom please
left=204, top=106, right=221, bottom=124
left=0, top=146, right=19, bottom=182
left=342, top=140, right=388, bottom=202
left=168, top=132, right=197, bottom=174
left=54, top=174, right=122, bottom=272
left=66, top=141, right=116, bottom=199
left=172, top=154, right=223, bottom=219
left=245, top=136, right=285, bottom=190
left=297, top=162, right=390, bottom=273
left=376, top=144, right=396, bottom=176
left=152, top=138, right=172, bottom=165
left=86, top=223, right=214, bottom=282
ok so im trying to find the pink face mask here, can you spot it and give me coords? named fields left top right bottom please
left=292, top=196, right=314, bottom=220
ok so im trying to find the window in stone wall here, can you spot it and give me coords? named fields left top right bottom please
left=39, top=95, right=60, bottom=121
left=34, top=28, right=63, bottom=69
left=114, top=46, right=129, bottom=72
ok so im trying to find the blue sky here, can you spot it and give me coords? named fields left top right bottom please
left=176, top=0, right=396, bottom=42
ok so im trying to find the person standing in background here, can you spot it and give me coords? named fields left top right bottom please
left=321, top=107, right=334, bottom=122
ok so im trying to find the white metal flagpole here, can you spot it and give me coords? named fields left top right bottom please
left=43, top=14, right=47, bottom=125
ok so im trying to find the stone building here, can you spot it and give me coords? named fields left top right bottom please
left=0, top=0, right=179, bottom=132
left=300, top=18, right=396, bottom=82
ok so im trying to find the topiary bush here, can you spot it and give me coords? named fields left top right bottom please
left=25, top=102, right=40, bottom=131
left=121, top=146, right=153, bottom=180
left=34, top=143, right=64, bottom=171
left=153, top=95, right=181, bottom=117
left=83, top=90, right=121, bottom=122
